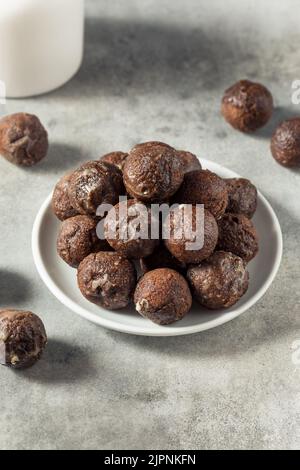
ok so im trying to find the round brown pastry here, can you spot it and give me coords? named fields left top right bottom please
left=131, top=141, right=173, bottom=152
left=225, top=178, right=257, bottom=218
left=271, top=118, right=300, bottom=167
left=217, top=213, right=259, bottom=263
left=0, top=113, right=48, bottom=166
left=68, top=161, right=124, bottom=216
left=99, top=151, right=128, bottom=171
left=123, top=142, right=184, bottom=202
left=57, top=215, right=108, bottom=268
left=221, top=80, right=273, bottom=132
left=164, top=206, right=218, bottom=264
left=77, top=252, right=136, bottom=310
left=187, top=251, right=249, bottom=309
left=176, top=150, right=202, bottom=174
left=104, top=199, right=158, bottom=259
left=134, top=268, right=192, bottom=325
left=140, top=244, right=186, bottom=275
left=52, top=172, right=78, bottom=221
left=174, top=169, right=228, bottom=220
left=0, top=309, right=47, bottom=369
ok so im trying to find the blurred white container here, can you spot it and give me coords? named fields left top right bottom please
left=0, top=0, right=84, bottom=98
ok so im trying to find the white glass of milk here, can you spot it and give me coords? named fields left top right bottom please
left=0, top=0, right=84, bottom=98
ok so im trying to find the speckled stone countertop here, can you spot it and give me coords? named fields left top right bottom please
left=0, top=0, right=299, bottom=450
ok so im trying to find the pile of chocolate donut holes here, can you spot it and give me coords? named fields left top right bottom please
left=1, top=75, right=298, bottom=368
left=53, top=140, right=259, bottom=326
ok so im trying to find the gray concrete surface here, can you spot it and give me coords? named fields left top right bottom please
left=0, top=0, right=299, bottom=450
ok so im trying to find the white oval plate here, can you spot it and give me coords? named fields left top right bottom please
left=32, top=159, right=282, bottom=336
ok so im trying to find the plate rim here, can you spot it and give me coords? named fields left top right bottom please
left=32, top=159, right=283, bottom=336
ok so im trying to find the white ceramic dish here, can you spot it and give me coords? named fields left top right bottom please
left=32, top=159, right=282, bottom=336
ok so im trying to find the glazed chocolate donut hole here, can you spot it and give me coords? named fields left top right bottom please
left=217, top=213, right=259, bottom=263
left=52, top=171, right=78, bottom=221
left=134, top=268, right=192, bottom=325
left=0, top=113, right=48, bottom=166
left=0, top=310, right=47, bottom=369
left=225, top=178, right=257, bottom=219
left=174, top=169, right=228, bottom=220
left=164, top=206, right=218, bottom=264
left=123, top=142, right=184, bottom=202
left=68, top=161, right=124, bottom=216
left=104, top=199, right=158, bottom=259
left=271, top=117, right=300, bottom=167
left=77, top=252, right=136, bottom=310
left=221, top=80, right=273, bottom=133
left=187, top=251, right=249, bottom=309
